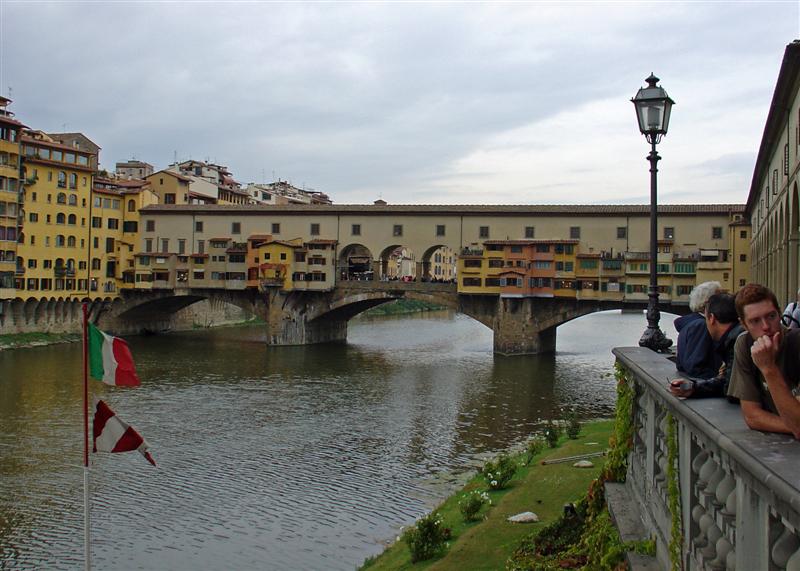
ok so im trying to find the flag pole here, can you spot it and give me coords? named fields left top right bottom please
left=82, top=302, right=91, bottom=571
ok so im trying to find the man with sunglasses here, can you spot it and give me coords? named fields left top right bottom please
left=727, top=283, right=800, bottom=439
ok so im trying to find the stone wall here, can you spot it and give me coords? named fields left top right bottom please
left=0, top=296, right=252, bottom=336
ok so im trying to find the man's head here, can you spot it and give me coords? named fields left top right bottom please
left=689, top=281, right=722, bottom=313
left=704, top=293, right=737, bottom=341
left=735, top=283, right=781, bottom=339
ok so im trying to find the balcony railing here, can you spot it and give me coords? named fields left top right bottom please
left=54, top=267, right=76, bottom=277
left=612, top=347, right=800, bottom=570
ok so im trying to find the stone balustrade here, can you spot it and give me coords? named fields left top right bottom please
left=613, top=347, right=800, bottom=571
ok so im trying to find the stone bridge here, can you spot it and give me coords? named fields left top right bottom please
left=97, top=282, right=689, bottom=355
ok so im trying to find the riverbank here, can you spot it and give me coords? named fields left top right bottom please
left=360, top=419, right=615, bottom=570
left=362, top=299, right=446, bottom=317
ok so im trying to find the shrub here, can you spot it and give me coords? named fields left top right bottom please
left=482, top=453, right=517, bottom=490
left=459, top=490, right=491, bottom=522
left=403, top=512, right=448, bottom=563
left=565, top=409, right=582, bottom=440
left=543, top=421, right=561, bottom=448
left=524, top=436, right=545, bottom=466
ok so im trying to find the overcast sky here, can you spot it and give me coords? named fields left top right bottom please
left=1, top=2, right=798, bottom=205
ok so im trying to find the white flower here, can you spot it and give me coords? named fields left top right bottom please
left=491, top=480, right=498, bottom=487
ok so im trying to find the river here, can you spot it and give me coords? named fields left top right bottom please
left=0, top=309, right=678, bottom=570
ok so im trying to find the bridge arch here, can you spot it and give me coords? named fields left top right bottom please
left=338, top=243, right=374, bottom=281
left=377, top=244, right=418, bottom=280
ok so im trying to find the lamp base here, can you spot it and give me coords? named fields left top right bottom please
left=639, top=326, right=673, bottom=353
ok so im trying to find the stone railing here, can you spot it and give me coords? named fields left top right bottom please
left=613, top=347, right=800, bottom=571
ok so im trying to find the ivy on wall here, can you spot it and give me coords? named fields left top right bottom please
left=665, top=412, right=683, bottom=571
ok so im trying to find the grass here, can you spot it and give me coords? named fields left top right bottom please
left=0, top=331, right=81, bottom=350
left=362, top=299, right=446, bottom=317
left=360, top=420, right=613, bottom=571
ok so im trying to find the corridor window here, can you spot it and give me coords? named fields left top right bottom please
left=479, top=226, right=489, bottom=238
left=393, top=224, right=402, bottom=236
left=712, top=227, right=723, bottom=239
left=311, top=223, right=320, bottom=236
left=663, top=227, right=674, bottom=240
left=570, top=226, right=581, bottom=239
left=617, top=227, right=627, bottom=239
left=525, top=226, right=535, bottom=239
left=436, top=225, right=446, bottom=237
left=352, top=224, right=361, bottom=236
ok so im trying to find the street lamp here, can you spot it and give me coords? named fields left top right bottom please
left=632, top=73, right=674, bottom=352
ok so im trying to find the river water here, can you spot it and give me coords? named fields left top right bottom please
left=0, top=309, right=678, bottom=570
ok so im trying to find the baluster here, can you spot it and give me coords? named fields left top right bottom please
left=723, top=486, right=737, bottom=517
left=786, top=547, right=800, bottom=571
left=710, top=536, right=732, bottom=570
left=654, top=450, right=666, bottom=486
left=715, top=471, right=735, bottom=509
left=702, top=523, right=722, bottom=560
left=697, top=512, right=714, bottom=549
left=697, top=454, right=716, bottom=490
left=692, top=449, right=709, bottom=474
left=772, top=527, right=800, bottom=569
left=703, top=462, right=725, bottom=500
left=726, top=547, right=736, bottom=571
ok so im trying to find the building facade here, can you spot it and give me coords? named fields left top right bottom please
left=0, top=97, right=25, bottom=300
left=133, top=204, right=749, bottom=302
left=745, top=40, right=800, bottom=304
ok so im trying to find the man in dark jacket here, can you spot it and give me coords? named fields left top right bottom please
left=670, top=293, right=743, bottom=399
left=674, top=281, right=722, bottom=379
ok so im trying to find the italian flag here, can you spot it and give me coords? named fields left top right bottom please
left=88, top=323, right=141, bottom=387
left=93, top=399, right=156, bottom=466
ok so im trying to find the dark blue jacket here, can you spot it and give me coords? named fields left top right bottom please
left=674, top=312, right=721, bottom=379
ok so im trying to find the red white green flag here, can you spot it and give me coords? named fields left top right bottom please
left=93, top=399, right=156, bottom=467
left=88, top=323, right=140, bottom=387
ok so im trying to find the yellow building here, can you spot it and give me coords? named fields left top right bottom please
left=145, top=170, right=193, bottom=205
left=249, top=237, right=337, bottom=291
left=0, top=96, right=25, bottom=300
left=17, top=130, right=95, bottom=299
left=90, top=178, right=159, bottom=296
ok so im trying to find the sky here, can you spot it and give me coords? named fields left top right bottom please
left=0, top=1, right=798, bottom=205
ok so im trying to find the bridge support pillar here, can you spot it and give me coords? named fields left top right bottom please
left=492, top=297, right=557, bottom=355
left=263, top=290, right=347, bottom=346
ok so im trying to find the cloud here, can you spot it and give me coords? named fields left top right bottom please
left=0, top=1, right=796, bottom=204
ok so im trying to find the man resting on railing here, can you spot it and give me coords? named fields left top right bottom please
left=727, top=283, right=800, bottom=440
left=669, top=292, right=742, bottom=399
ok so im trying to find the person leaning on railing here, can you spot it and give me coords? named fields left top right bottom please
left=783, top=287, right=800, bottom=329
left=673, top=281, right=723, bottom=378
left=669, top=292, right=743, bottom=399
left=727, top=283, right=800, bottom=440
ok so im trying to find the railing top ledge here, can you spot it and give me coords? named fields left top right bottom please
left=613, top=346, right=800, bottom=516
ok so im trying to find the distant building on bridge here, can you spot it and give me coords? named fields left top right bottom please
left=128, top=203, right=749, bottom=304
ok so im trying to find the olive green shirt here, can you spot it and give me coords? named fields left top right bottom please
left=727, top=328, right=800, bottom=413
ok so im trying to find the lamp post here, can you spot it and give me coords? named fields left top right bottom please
left=632, top=73, right=674, bottom=352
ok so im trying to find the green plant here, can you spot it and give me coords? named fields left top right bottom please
left=565, top=408, right=582, bottom=440
left=458, top=490, right=491, bottom=522
left=403, top=512, right=448, bottom=563
left=524, top=436, right=545, bottom=466
left=666, top=413, right=682, bottom=571
left=543, top=421, right=561, bottom=448
left=482, top=453, right=517, bottom=490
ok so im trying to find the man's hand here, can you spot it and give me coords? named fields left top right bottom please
left=669, top=378, right=694, bottom=398
left=751, top=331, right=782, bottom=374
